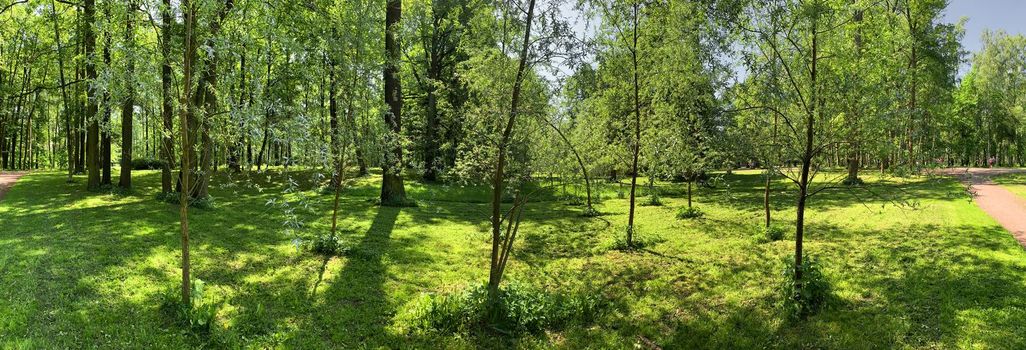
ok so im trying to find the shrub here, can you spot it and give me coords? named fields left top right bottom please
left=156, top=192, right=215, bottom=209
left=676, top=206, right=704, bottom=220
left=606, top=226, right=655, bottom=251
left=131, top=158, right=166, bottom=170
left=159, top=279, right=219, bottom=334
left=780, top=256, right=831, bottom=320
left=842, top=177, right=864, bottom=186
left=761, top=225, right=786, bottom=242
left=407, top=282, right=606, bottom=335
left=308, top=234, right=347, bottom=256
left=582, top=206, right=600, bottom=217
left=644, top=193, right=662, bottom=206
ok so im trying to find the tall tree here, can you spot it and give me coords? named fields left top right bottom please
left=159, top=0, right=174, bottom=193
left=85, top=0, right=100, bottom=190
left=118, top=0, right=135, bottom=189
left=179, top=0, right=196, bottom=304
left=381, top=0, right=408, bottom=205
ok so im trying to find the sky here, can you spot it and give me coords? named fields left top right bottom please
left=943, top=0, right=1026, bottom=73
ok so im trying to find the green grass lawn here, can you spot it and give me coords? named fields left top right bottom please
left=991, top=173, right=1026, bottom=200
left=3, top=169, right=1026, bottom=348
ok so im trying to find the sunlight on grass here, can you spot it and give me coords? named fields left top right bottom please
left=2, top=170, right=1026, bottom=348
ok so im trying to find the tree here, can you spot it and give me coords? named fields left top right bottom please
left=85, top=0, right=100, bottom=190
left=159, top=0, right=175, bottom=194
left=381, top=0, right=409, bottom=206
left=179, top=0, right=197, bottom=304
left=486, top=0, right=537, bottom=301
left=118, top=0, right=136, bottom=190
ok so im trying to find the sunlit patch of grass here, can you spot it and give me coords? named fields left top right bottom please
left=1, top=169, right=1025, bottom=348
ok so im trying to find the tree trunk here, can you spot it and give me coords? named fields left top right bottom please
left=380, top=0, right=408, bottom=205
left=159, top=0, right=174, bottom=193
left=101, top=23, right=112, bottom=186
left=118, top=0, right=135, bottom=190
left=51, top=0, right=73, bottom=182
left=328, top=61, right=341, bottom=188
left=794, top=10, right=820, bottom=282
left=626, top=3, right=641, bottom=247
left=179, top=0, right=197, bottom=305
left=85, top=0, right=100, bottom=190
left=487, top=0, right=536, bottom=301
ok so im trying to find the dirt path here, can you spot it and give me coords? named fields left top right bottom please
left=936, top=168, right=1026, bottom=247
left=0, top=172, right=27, bottom=202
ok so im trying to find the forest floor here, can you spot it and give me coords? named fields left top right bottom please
left=0, top=171, right=27, bottom=201
left=3, top=169, right=1026, bottom=348
left=935, top=168, right=1026, bottom=246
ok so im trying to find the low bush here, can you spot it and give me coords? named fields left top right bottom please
left=131, top=158, right=166, bottom=170
left=643, top=193, right=663, bottom=206
left=780, top=256, right=831, bottom=320
left=406, top=282, right=606, bottom=335
left=308, top=233, right=348, bottom=256
left=159, top=279, right=219, bottom=334
left=761, top=225, right=787, bottom=242
left=842, top=177, right=865, bottom=186
left=581, top=206, right=600, bottom=217
left=156, top=192, right=215, bottom=209
left=676, top=206, right=705, bottom=220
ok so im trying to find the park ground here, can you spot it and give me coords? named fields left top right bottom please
left=3, top=169, right=1026, bottom=348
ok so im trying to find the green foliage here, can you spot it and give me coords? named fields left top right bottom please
left=643, top=192, right=663, bottom=206
left=308, top=234, right=348, bottom=256
left=760, top=225, right=787, bottom=242
left=780, top=256, right=831, bottom=321
left=159, top=279, right=219, bottom=334
left=405, top=282, right=606, bottom=335
left=842, top=177, right=865, bottom=186
left=131, top=158, right=166, bottom=170
left=156, top=192, right=215, bottom=209
left=675, top=206, right=705, bottom=220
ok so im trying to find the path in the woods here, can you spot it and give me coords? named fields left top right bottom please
left=937, top=167, right=1026, bottom=247
left=0, top=172, right=27, bottom=202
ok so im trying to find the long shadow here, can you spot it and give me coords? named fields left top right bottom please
left=308, top=205, right=401, bottom=345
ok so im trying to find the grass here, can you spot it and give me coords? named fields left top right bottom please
left=991, top=173, right=1026, bottom=200
left=2, top=168, right=1026, bottom=348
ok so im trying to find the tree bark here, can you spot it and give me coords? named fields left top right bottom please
left=179, top=0, right=196, bottom=305
left=85, top=0, right=100, bottom=190
left=159, top=0, right=174, bottom=193
left=50, top=0, right=73, bottom=181
left=118, top=0, right=135, bottom=190
left=101, top=21, right=112, bottom=186
left=626, top=2, right=641, bottom=246
left=380, top=0, right=408, bottom=205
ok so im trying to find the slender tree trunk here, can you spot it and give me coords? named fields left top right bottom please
left=328, top=61, right=341, bottom=188
left=487, top=0, right=535, bottom=301
left=687, top=180, right=692, bottom=208
left=179, top=0, right=196, bottom=305
left=51, top=0, right=73, bottom=181
left=794, top=11, right=820, bottom=282
left=543, top=117, right=592, bottom=211
left=118, top=0, right=135, bottom=189
left=160, top=0, right=174, bottom=193
left=626, top=3, right=641, bottom=246
left=85, top=0, right=100, bottom=190
left=764, top=169, right=771, bottom=227
left=101, top=20, right=112, bottom=186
